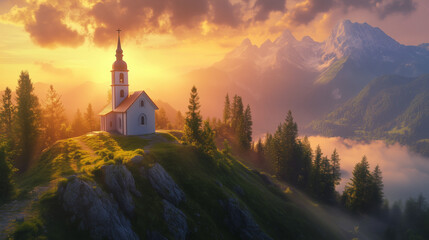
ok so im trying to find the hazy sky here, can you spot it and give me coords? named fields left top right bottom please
left=0, top=0, right=428, bottom=92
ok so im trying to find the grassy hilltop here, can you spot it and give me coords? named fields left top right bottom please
left=6, top=131, right=345, bottom=240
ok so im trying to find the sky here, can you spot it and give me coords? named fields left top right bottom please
left=0, top=0, right=428, bottom=94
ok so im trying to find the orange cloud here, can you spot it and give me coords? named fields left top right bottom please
left=25, top=4, right=85, bottom=48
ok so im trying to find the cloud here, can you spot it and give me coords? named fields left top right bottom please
left=34, top=61, right=74, bottom=76
left=0, top=0, right=421, bottom=48
left=253, top=0, right=287, bottom=21
left=23, top=4, right=85, bottom=48
left=290, top=0, right=335, bottom=25
left=307, top=136, right=429, bottom=202
left=289, top=0, right=418, bottom=25
left=377, top=0, right=417, bottom=19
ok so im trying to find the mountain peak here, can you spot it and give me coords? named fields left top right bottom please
left=325, top=20, right=400, bottom=58
left=274, top=29, right=296, bottom=45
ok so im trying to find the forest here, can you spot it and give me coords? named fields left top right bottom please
left=1, top=71, right=429, bottom=239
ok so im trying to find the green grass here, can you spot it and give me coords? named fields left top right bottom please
left=12, top=132, right=340, bottom=239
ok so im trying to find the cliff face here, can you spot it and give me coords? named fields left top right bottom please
left=9, top=132, right=341, bottom=239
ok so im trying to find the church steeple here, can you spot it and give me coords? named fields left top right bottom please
left=111, top=29, right=129, bottom=109
left=112, top=29, right=127, bottom=72
left=115, top=29, right=123, bottom=60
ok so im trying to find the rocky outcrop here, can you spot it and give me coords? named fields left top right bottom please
left=221, top=198, right=272, bottom=240
left=101, top=165, right=141, bottom=217
left=146, top=163, right=185, bottom=206
left=162, top=199, right=188, bottom=240
left=57, top=176, right=138, bottom=240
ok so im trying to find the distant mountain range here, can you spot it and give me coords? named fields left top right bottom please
left=182, top=20, right=429, bottom=136
left=310, top=74, right=429, bottom=157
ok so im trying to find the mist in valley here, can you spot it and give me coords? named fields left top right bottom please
left=308, top=136, right=429, bottom=202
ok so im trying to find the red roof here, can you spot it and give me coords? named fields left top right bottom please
left=99, top=91, right=159, bottom=116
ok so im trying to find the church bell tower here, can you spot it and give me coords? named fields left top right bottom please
left=111, top=29, right=129, bottom=109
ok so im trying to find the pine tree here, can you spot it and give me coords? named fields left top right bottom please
left=241, top=104, right=253, bottom=150
left=155, top=108, right=170, bottom=129
left=0, top=87, right=15, bottom=148
left=183, top=86, right=202, bottom=145
left=370, top=165, right=384, bottom=213
left=43, top=85, right=66, bottom=145
left=72, top=109, right=86, bottom=136
left=15, top=71, right=41, bottom=171
left=231, top=95, right=243, bottom=132
left=331, top=149, right=341, bottom=186
left=311, top=145, right=323, bottom=196
left=174, top=111, right=185, bottom=130
left=85, top=103, right=96, bottom=132
left=342, top=156, right=373, bottom=213
left=223, top=94, right=231, bottom=125
left=0, top=147, right=13, bottom=203
left=298, top=136, right=312, bottom=189
left=200, top=120, right=216, bottom=154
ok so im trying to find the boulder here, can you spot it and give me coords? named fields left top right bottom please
left=57, top=176, right=138, bottom=240
left=101, top=165, right=141, bottom=217
left=162, top=199, right=188, bottom=240
left=129, top=155, right=144, bottom=164
left=146, top=163, right=185, bottom=206
left=221, top=198, right=272, bottom=240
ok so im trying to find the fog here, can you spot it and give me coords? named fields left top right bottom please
left=307, top=136, right=429, bottom=202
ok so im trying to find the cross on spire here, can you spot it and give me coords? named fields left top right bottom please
left=115, top=28, right=123, bottom=60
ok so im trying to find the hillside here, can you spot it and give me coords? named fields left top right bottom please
left=1, top=131, right=376, bottom=239
left=310, top=74, right=429, bottom=157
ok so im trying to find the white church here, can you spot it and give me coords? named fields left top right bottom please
left=99, top=30, right=158, bottom=135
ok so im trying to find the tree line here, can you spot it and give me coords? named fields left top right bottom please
left=0, top=71, right=99, bottom=202
left=255, top=110, right=385, bottom=213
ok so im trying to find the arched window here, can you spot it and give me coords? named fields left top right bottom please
left=140, top=115, right=145, bottom=125
left=119, top=73, right=124, bottom=83
left=140, top=100, right=144, bottom=107
left=120, top=90, right=124, bottom=97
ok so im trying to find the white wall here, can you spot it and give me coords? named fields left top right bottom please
left=126, top=94, right=156, bottom=135
left=111, top=71, right=129, bottom=109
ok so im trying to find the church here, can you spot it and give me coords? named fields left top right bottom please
left=99, top=30, right=158, bottom=135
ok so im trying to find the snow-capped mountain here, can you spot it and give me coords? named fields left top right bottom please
left=181, top=20, right=429, bottom=136
left=219, top=19, right=429, bottom=78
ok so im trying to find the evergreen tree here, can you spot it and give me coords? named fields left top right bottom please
left=155, top=108, right=170, bottom=129
left=183, top=86, right=202, bottom=145
left=200, top=120, right=216, bottom=154
left=231, top=95, right=243, bottom=132
left=71, top=109, right=86, bottom=136
left=85, top=103, right=96, bottom=132
left=0, top=87, right=15, bottom=148
left=342, top=156, right=373, bottom=213
left=241, top=104, right=253, bottom=150
left=174, top=111, right=185, bottom=130
left=370, top=165, right=384, bottom=213
left=15, top=71, right=41, bottom=171
left=298, top=136, right=312, bottom=188
left=223, top=94, right=231, bottom=125
left=331, top=149, right=341, bottom=187
left=43, top=85, right=66, bottom=145
left=0, top=147, right=13, bottom=203
left=311, top=145, right=323, bottom=196
left=256, top=138, right=264, bottom=164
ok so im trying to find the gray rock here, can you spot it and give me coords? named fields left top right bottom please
left=57, top=176, right=138, bottom=240
left=102, top=165, right=141, bottom=217
left=221, top=198, right=272, bottom=240
left=130, top=155, right=144, bottom=164
left=162, top=199, right=188, bottom=240
left=147, top=163, right=185, bottom=206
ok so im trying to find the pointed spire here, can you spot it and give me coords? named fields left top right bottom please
left=115, top=29, right=123, bottom=60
